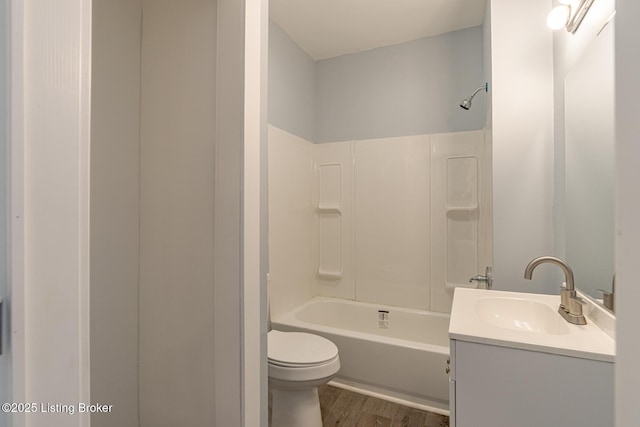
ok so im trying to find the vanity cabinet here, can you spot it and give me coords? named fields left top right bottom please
left=448, top=339, right=613, bottom=427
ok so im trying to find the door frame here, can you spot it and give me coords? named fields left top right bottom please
left=9, top=1, right=26, bottom=425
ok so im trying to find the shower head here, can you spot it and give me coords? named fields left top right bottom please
left=459, top=98, right=473, bottom=110
left=460, top=83, right=488, bottom=110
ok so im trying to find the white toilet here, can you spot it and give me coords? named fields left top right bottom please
left=268, top=330, right=340, bottom=427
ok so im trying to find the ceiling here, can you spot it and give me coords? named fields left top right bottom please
left=270, top=0, right=488, bottom=61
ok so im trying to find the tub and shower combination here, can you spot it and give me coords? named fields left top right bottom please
left=267, top=127, right=490, bottom=415
left=272, top=297, right=451, bottom=415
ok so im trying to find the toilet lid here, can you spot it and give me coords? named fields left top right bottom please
left=268, top=331, right=338, bottom=366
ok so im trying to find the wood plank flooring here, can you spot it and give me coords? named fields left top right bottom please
left=318, top=385, right=449, bottom=427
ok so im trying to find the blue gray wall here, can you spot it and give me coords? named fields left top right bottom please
left=316, top=26, right=485, bottom=143
left=268, top=21, right=316, bottom=142
left=269, top=22, right=486, bottom=143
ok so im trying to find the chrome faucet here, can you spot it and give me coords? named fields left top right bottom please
left=524, top=256, right=587, bottom=325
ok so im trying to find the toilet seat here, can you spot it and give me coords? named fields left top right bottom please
left=268, top=330, right=338, bottom=367
left=269, top=356, right=338, bottom=368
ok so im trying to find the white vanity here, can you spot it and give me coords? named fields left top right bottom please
left=448, top=288, right=615, bottom=427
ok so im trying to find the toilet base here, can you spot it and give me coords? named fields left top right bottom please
left=271, top=386, right=322, bottom=427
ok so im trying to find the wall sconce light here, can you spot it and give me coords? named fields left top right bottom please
left=547, top=0, right=596, bottom=33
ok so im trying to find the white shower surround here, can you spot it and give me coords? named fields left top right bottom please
left=272, top=297, right=451, bottom=414
left=268, top=124, right=491, bottom=319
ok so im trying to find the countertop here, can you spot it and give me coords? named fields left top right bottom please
left=449, top=288, right=615, bottom=362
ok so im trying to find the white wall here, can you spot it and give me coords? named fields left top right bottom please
left=489, top=0, right=555, bottom=293
left=23, top=0, right=92, bottom=425
left=138, top=1, right=217, bottom=425
left=0, top=0, right=10, bottom=422
left=615, top=1, right=640, bottom=425
left=90, top=1, right=141, bottom=426
left=10, top=2, right=27, bottom=423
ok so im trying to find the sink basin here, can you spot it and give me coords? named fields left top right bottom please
left=450, top=288, right=615, bottom=362
left=475, top=297, right=570, bottom=335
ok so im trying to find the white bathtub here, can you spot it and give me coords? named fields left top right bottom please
left=271, top=297, right=450, bottom=415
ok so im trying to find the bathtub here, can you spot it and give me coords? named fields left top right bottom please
left=271, top=297, right=450, bottom=415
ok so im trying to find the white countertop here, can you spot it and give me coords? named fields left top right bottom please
left=449, top=288, right=615, bottom=362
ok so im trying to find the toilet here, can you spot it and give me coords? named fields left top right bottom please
left=268, top=330, right=340, bottom=427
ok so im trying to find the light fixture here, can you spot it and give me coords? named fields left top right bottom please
left=547, top=5, right=571, bottom=30
left=547, top=0, right=596, bottom=33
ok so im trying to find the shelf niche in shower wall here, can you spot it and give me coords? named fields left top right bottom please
left=317, top=204, right=342, bottom=279
left=445, top=156, right=479, bottom=285
left=430, top=130, right=490, bottom=314
left=318, top=163, right=342, bottom=279
left=313, top=142, right=355, bottom=299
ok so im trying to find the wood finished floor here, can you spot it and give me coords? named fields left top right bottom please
left=319, top=385, right=449, bottom=427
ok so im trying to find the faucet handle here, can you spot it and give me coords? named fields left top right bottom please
left=567, top=295, right=588, bottom=324
left=598, top=289, right=615, bottom=311
left=557, top=295, right=588, bottom=325
left=469, top=266, right=493, bottom=289
left=559, top=288, right=576, bottom=311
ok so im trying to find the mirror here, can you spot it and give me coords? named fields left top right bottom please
left=564, top=20, right=615, bottom=304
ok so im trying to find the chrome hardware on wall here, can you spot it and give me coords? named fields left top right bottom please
left=469, top=266, right=493, bottom=289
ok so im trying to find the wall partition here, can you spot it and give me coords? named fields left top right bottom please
left=91, top=0, right=267, bottom=425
